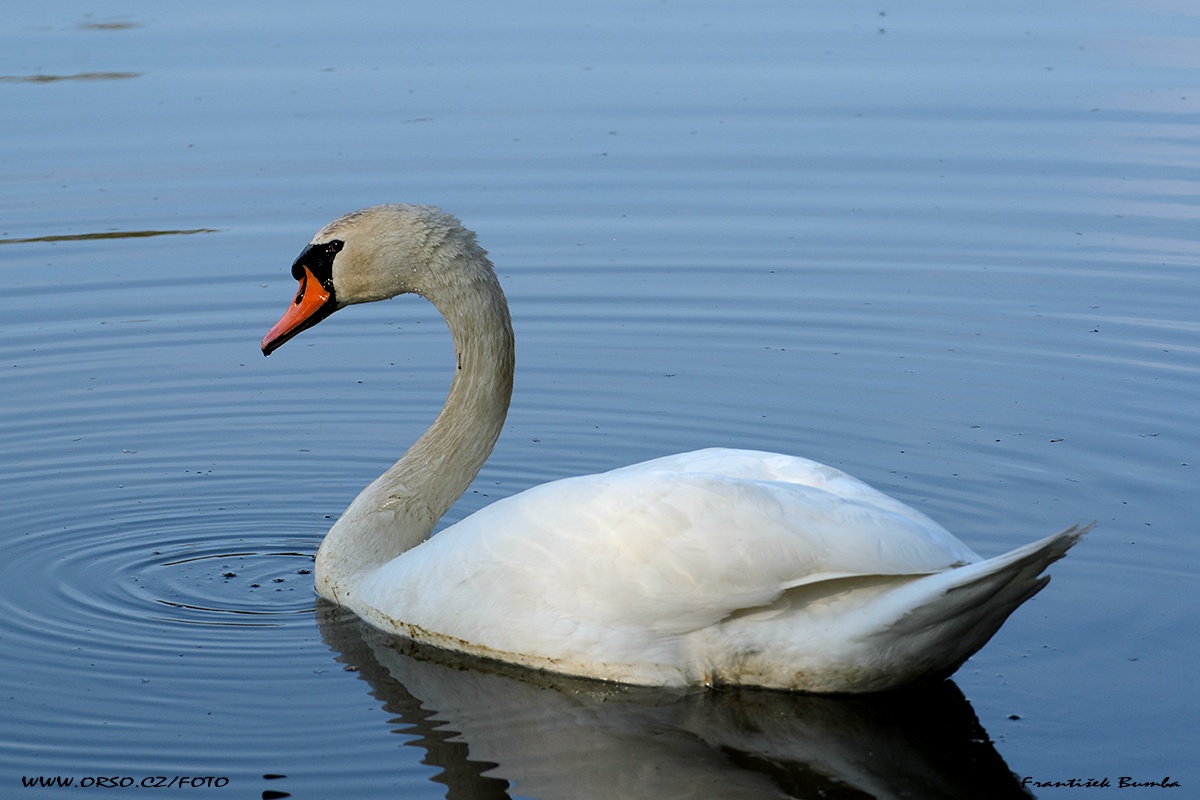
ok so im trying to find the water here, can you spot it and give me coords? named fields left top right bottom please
left=3, top=2, right=1197, bottom=797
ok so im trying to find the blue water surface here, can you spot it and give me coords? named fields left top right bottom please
left=2, top=2, right=1197, bottom=797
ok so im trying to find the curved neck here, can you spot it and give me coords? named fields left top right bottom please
left=315, top=248, right=514, bottom=593
left=395, top=263, right=515, bottom=526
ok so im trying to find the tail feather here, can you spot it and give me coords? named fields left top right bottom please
left=871, top=523, right=1092, bottom=685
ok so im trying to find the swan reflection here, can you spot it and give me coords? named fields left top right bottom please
left=317, top=603, right=1033, bottom=800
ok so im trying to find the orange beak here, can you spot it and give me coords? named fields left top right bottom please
left=261, top=266, right=336, bottom=355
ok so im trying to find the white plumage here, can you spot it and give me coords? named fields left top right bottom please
left=262, top=203, right=1087, bottom=693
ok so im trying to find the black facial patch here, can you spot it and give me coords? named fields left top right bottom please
left=290, top=239, right=344, bottom=292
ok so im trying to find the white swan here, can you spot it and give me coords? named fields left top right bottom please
left=262, top=204, right=1088, bottom=693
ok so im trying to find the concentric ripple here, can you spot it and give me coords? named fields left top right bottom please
left=144, top=547, right=315, bottom=624
left=3, top=506, right=324, bottom=663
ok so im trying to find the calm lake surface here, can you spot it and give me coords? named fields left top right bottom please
left=3, top=2, right=1197, bottom=797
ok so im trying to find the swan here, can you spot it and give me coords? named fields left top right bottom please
left=262, top=203, right=1088, bottom=693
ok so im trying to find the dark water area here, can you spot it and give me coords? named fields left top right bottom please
left=2, top=2, right=1197, bottom=797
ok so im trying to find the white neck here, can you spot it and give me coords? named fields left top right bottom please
left=314, top=246, right=514, bottom=599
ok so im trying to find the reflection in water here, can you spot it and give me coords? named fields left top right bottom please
left=0, top=228, right=217, bottom=245
left=316, top=603, right=1033, bottom=800
left=0, top=71, right=142, bottom=83
left=78, top=21, right=140, bottom=31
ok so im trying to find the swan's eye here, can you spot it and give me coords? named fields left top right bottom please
left=289, top=240, right=344, bottom=287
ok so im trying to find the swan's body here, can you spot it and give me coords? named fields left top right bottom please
left=263, top=204, right=1087, bottom=693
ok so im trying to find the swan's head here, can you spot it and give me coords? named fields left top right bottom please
left=261, top=204, right=485, bottom=355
